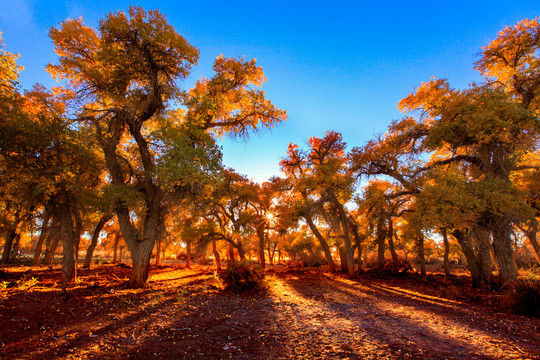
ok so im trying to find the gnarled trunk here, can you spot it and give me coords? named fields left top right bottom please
left=387, top=218, right=398, bottom=262
left=441, top=229, right=451, bottom=277
left=33, top=210, right=51, bottom=265
left=490, top=217, right=517, bottom=283
left=452, top=229, right=482, bottom=287
left=416, top=235, right=426, bottom=276
left=212, top=238, right=221, bottom=270
left=59, top=202, right=77, bottom=292
left=2, top=211, right=21, bottom=264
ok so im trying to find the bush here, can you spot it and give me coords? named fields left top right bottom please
left=511, top=279, right=540, bottom=317
left=219, top=261, right=265, bottom=292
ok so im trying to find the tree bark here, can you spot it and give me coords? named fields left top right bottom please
left=256, top=224, right=266, bottom=269
left=452, top=229, right=482, bottom=287
left=387, top=218, right=398, bottom=262
left=329, top=193, right=355, bottom=276
left=33, top=210, right=51, bottom=265
left=83, top=215, right=110, bottom=268
left=304, top=213, right=336, bottom=272
left=441, top=229, right=451, bottom=277
left=112, top=231, right=120, bottom=264
left=185, top=241, right=191, bottom=268
left=490, top=217, right=518, bottom=283
left=376, top=217, right=386, bottom=269
left=212, top=238, right=221, bottom=270
left=416, top=235, right=426, bottom=276
left=59, top=202, right=77, bottom=292
left=1, top=211, right=21, bottom=264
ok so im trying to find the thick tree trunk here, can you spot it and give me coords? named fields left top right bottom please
left=523, top=220, right=540, bottom=263
left=228, top=243, right=236, bottom=262
left=441, top=229, right=451, bottom=277
left=43, top=229, right=61, bottom=265
left=338, top=245, right=348, bottom=273
left=474, top=226, right=493, bottom=283
left=83, top=215, right=109, bottom=269
left=329, top=194, right=354, bottom=276
left=452, top=229, right=482, bottom=287
left=130, top=241, right=154, bottom=287
left=236, top=241, right=246, bottom=261
left=60, top=203, right=77, bottom=292
left=376, top=217, right=386, bottom=269
left=387, top=218, right=398, bottom=262
left=490, top=218, right=517, bottom=283
left=33, top=211, right=51, bottom=265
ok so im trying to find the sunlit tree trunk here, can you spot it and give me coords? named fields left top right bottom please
left=474, top=226, right=493, bottom=284
left=112, top=231, right=120, bottom=264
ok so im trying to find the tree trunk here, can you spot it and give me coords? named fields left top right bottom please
left=452, top=229, right=482, bottom=287
left=304, top=209, right=336, bottom=272
left=474, top=226, right=493, bottom=284
left=229, top=243, right=235, bottom=262
left=129, top=241, right=154, bottom=287
left=330, top=194, right=355, bottom=276
left=338, top=245, right=348, bottom=273
left=212, top=238, right=221, bottom=270
left=416, top=235, right=426, bottom=276
left=59, top=203, right=76, bottom=292
left=441, top=229, right=451, bottom=277
left=236, top=241, right=246, bottom=261
left=43, top=228, right=61, bottom=265
left=490, top=217, right=517, bottom=283
left=9, top=234, right=21, bottom=261
left=33, top=210, right=51, bottom=265
left=256, top=224, right=266, bottom=269
left=155, top=237, right=161, bottom=266
left=376, top=217, right=386, bottom=269
left=113, top=231, right=120, bottom=264
left=185, top=241, right=191, bottom=268
left=523, top=220, right=540, bottom=263
left=387, top=218, right=398, bottom=262
left=2, top=212, right=21, bottom=264
left=83, top=215, right=109, bottom=269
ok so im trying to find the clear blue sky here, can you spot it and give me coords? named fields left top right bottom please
left=1, top=1, right=538, bottom=182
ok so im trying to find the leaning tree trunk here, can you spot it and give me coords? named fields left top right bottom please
left=112, top=231, right=120, bottom=264
left=1, top=211, right=21, bottom=264
left=33, top=210, right=51, bottom=265
left=452, top=229, right=482, bottom=287
left=304, top=213, right=336, bottom=272
left=83, top=215, right=110, bottom=268
left=329, top=193, right=355, bottom=276
left=523, top=220, right=540, bottom=263
left=9, top=234, right=21, bottom=261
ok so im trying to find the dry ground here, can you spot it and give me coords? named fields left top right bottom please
left=0, top=264, right=539, bottom=359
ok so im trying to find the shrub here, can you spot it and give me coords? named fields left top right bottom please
left=219, top=261, right=265, bottom=292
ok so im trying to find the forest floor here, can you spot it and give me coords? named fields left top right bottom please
left=0, top=263, right=539, bottom=360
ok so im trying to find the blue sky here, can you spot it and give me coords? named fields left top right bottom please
left=1, top=1, right=538, bottom=182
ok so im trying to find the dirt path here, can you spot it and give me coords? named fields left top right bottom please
left=0, top=266, right=539, bottom=359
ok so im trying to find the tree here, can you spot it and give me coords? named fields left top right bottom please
left=48, top=7, right=286, bottom=287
